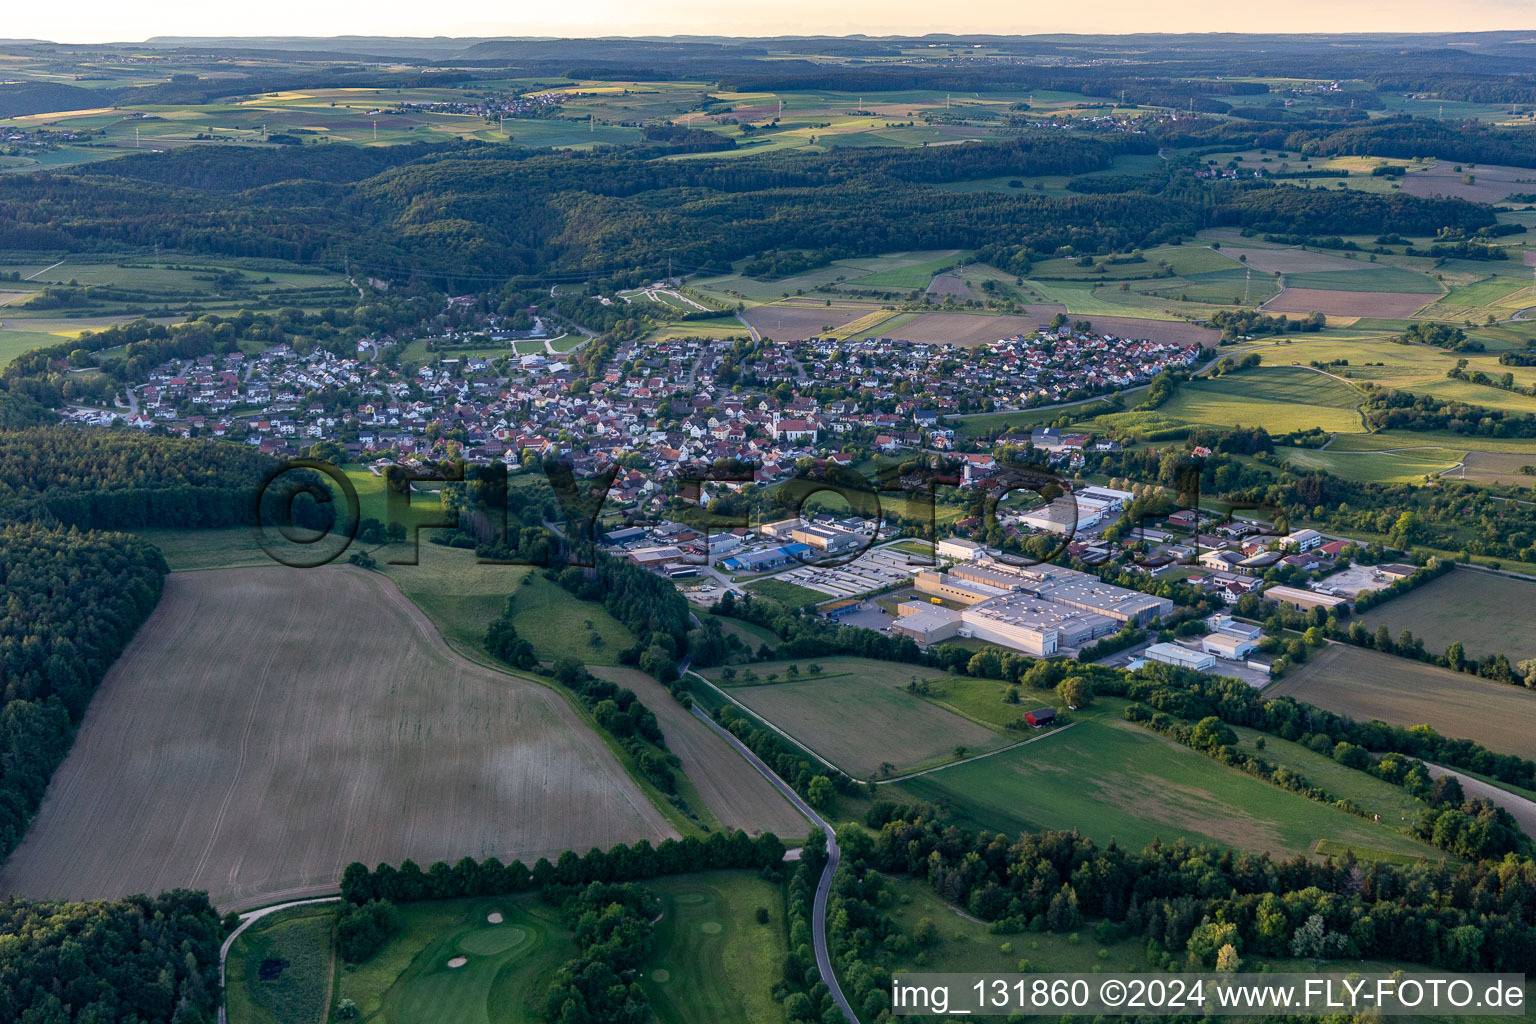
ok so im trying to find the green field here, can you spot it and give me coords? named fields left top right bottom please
left=378, top=545, right=636, bottom=666
left=226, top=904, right=336, bottom=1024
left=1354, top=568, right=1536, bottom=665
left=897, top=717, right=1438, bottom=860
left=1226, top=726, right=1431, bottom=831
left=708, top=656, right=1009, bottom=777
left=1087, top=365, right=1364, bottom=436
left=1268, top=644, right=1536, bottom=761
left=1283, top=267, right=1442, bottom=293
left=642, top=872, right=789, bottom=1024
left=1278, top=445, right=1460, bottom=483
left=881, top=875, right=1148, bottom=974
left=742, top=577, right=828, bottom=607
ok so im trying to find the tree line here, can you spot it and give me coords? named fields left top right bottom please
left=0, top=523, right=167, bottom=864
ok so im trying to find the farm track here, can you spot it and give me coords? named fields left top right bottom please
left=0, top=565, right=676, bottom=911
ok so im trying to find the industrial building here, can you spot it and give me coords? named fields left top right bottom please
left=937, top=537, right=986, bottom=561
left=717, top=542, right=813, bottom=572
left=790, top=524, right=860, bottom=553
left=900, top=557, right=1161, bottom=655
left=1264, top=585, right=1347, bottom=612
left=1144, top=642, right=1217, bottom=671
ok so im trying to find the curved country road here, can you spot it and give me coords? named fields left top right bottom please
left=218, top=896, right=341, bottom=1024
left=689, top=705, right=859, bottom=1023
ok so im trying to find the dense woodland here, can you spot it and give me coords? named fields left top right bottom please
left=0, top=890, right=222, bottom=1024
left=0, top=428, right=279, bottom=529
left=0, top=133, right=1497, bottom=286
left=0, top=525, right=166, bottom=863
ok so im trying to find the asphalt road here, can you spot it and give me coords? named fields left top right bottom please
left=689, top=704, right=858, bottom=1024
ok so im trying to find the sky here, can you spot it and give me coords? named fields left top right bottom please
left=7, top=0, right=1536, bottom=45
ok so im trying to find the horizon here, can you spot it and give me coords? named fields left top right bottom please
left=9, top=4, right=1536, bottom=48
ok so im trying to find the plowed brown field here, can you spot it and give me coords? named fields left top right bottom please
left=0, top=566, right=675, bottom=910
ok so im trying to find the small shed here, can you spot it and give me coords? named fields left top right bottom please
left=1025, top=708, right=1056, bottom=728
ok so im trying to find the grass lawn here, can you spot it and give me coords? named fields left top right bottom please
left=226, top=904, right=335, bottom=1024
left=1268, top=644, right=1536, bottom=761
left=743, top=577, right=827, bottom=608
left=1354, top=568, right=1536, bottom=665
left=642, top=872, right=789, bottom=1024
left=909, top=674, right=1056, bottom=731
left=1283, top=267, right=1442, bottom=293
left=896, top=717, right=1439, bottom=860
left=707, top=656, right=1008, bottom=777
left=335, top=896, right=573, bottom=1024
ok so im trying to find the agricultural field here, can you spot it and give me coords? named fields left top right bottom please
left=1354, top=568, right=1536, bottom=664
left=377, top=544, right=636, bottom=667
left=0, top=566, right=675, bottom=910
left=737, top=301, right=884, bottom=341
left=590, top=666, right=808, bottom=839
left=1277, top=445, right=1461, bottom=483
left=1262, top=288, right=1435, bottom=318
left=642, top=872, right=790, bottom=1024
left=706, top=657, right=1009, bottom=777
left=897, top=717, right=1438, bottom=860
left=1268, top=644, right=1536, bottom=761
left=1086, top=365, right=1364, bottom=436
left=225, top=903, right=336, bottom=1024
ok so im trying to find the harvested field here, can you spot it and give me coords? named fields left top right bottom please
left=588, top=666, right=806, bottom=839
left=877, top=309, right=1216, bottom=348
left=1354, top=568, right=1536, bottom=665
left=1262, top=288, right=1432, bottom=318
left=738, top=301, right=881, bottom=340
left=0, top=566, right=675, bottom=911
left=925, top=273, right=975, bottom=299
left=1459, top=449, right=1536, bottom=485
left=1402, top=160, right=1536, bottom=204
left=1267, top=644, right=1536, bottom=761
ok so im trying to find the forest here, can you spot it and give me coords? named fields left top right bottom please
left=0, top=890, right=222, bottom=1024
left=0, top=523, right=166, bottom=862
left=0, top=428, right=280, bottom=530
left=0, top=132, right=1495, bottom=286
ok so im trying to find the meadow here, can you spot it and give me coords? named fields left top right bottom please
left=1086, top=365, right=1365, bottom=436
left=1269, top=644, right=1536, bottom=761
left=226, top=904, right=336, bottom=1024
left=707, top=656, right=1009, bottom=777
left=1353, top=568, right=1536, bottom=664
left=896, top=717, right=1438, bottom=860
left=0, top=566, right=674, bottom=911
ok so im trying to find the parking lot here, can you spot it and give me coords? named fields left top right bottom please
left=1319, top=563, right=1395, bottom=599
left=771, top=546, right=918, bottom=598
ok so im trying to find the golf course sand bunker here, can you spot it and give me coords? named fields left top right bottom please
left=447, top=957, right=468, bottom=969
left=487, top=912, right=503, bottom=924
